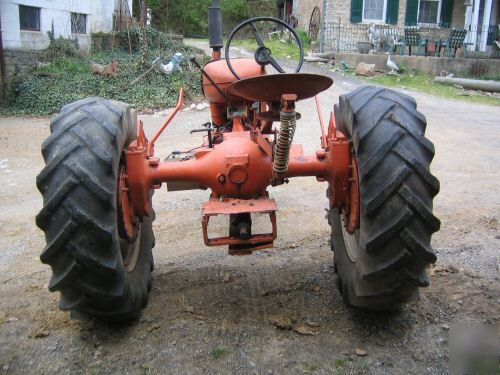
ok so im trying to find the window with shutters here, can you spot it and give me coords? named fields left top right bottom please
left=71, top=13, right=87, bottom=34
left=363, top=0, right=388, bottom=22
left=19, top=5, right=40, bottom=31
left=417, top=0, right=441, bottom=24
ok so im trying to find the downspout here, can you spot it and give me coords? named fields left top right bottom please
left=0, top=17, right=6, bottom=103
left=320, top=0, right=326, bottom=53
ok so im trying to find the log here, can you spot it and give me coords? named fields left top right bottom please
left=304, top=56, right=330, bottom=62
left=434, top=76, right=500, bottom=93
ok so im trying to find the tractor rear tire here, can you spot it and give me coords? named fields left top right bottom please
left=36, top=98, right=154, bottom=321
left=330, top=86, right=440, bottom=310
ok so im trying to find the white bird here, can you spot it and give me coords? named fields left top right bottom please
left=156, top=53, right=184, bottom=75
left=386, top=53, right=399, bottom=73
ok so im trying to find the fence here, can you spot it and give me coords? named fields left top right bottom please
left=320, top=22, right=499, bottom=58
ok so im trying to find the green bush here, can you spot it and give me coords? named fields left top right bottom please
left=40, top=36, right=80, bottom=61
left=147, top=0, right=253, bottom=36
left=295, top=29, right=311, bottom=47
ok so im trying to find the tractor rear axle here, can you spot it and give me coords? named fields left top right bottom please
left=122, top=91, right=355, bottom=253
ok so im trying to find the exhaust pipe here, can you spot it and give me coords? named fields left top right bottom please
left=208, top=0, right=223, bottom=59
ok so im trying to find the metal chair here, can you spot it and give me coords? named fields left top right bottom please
left=438, top=28, right=468, bottom=58
left=402, top=26, right=426, bottom=56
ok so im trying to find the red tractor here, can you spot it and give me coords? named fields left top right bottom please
left=36, top=2, right=440, bottom=320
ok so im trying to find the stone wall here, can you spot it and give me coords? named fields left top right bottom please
left=324, top=0, right=466, bottom=28
left=2, top=49, right=41, bottom=79
left=451, top=0, right=466, bottom=26
left=294, top=0, right=323, bottom=31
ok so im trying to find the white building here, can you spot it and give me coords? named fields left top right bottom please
left=0, top=0, right=133, bottom=51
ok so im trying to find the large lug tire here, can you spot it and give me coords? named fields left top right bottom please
left=36, top=98, right=154, bottom=321
left=330, top=86, right=440, bottom=310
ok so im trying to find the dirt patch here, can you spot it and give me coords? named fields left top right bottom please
left=0, top=75, right=499, bottom=374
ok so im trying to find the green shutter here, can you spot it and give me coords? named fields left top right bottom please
left=351, top=0, right=363, bottom=23
left=440, top=0, right=454, bottom=27
left=386, top=0, right=399, bottom=24
left=404, top=0, right=418, bottom=25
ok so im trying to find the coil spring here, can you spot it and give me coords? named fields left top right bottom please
left=273, top=110, right=297, bottom=174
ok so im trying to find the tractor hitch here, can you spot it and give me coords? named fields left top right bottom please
left=201, top=197, right=277, bottom=254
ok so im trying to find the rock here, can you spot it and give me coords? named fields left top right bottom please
left=355, top=62, right=376, bottom=77
left=5, top=317, right=18, bottom=323
left=33, top=329, right=50, bottom=338
left=355, top=348, right=368, bottom=356
left=196, top=103, right=209, bottom=111
left=269, top=315, right=293, bottom=330
left=292, top=324, right=317, bottom=336
left=148, top=324, right=161, bottom=332
left=413, top=350, right=425, bottom=361
left=306, top=321, right=320, bottom=328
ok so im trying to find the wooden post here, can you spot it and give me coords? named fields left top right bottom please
left=140, top=0, right=148, bottom=26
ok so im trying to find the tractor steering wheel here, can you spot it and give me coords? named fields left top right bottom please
left=225, top=17, right=304, bottom=80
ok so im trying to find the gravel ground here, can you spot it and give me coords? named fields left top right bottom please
left=0, top=52, right=499, bottom=374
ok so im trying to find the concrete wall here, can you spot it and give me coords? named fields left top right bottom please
left=0, top=0, right=132, bottom=52
left=331, top=51, right=500, bottom=76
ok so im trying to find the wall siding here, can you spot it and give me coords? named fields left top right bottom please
left=0, top=0, right=132, bottom=51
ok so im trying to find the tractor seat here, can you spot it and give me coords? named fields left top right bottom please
left=226, top=73, right=333, bottom=103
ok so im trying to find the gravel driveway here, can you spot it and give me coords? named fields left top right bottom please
left=0, top=53, right=498, bottom=374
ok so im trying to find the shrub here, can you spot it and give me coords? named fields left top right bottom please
left=3, top=49, right=205, bottom=116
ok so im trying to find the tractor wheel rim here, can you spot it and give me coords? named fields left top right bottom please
left=342, top=151, right=360, bottom=234
left=120, top=226, right=142, bottom=272
left=117, top=165, right=139, bottom=242
left=117, top=164, right=141, bottom=272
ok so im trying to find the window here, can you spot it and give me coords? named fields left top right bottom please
left=405, top=0, right=451, bottom=26
left=19, top=5, right=40, bottom=31
left=71, top=13, right=87, bottom=34
left=363, top=0, right=387, bottom=22
left=418, top=0, right=440, bottom=24
left=352, top=0, right=398, bottom=24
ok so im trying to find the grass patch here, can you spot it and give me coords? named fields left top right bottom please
left=302, top=361, right=321, bottom=372
left=334, top=358, right=348, bottom=368
left=365, top=73, right=500, bottom=106
left=232, top=38, right=306, bottom=61
left=210, top=347, right=229, bottom=360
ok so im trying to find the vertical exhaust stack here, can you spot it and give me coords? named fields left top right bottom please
left=208, top=0, right=223, bottom=60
